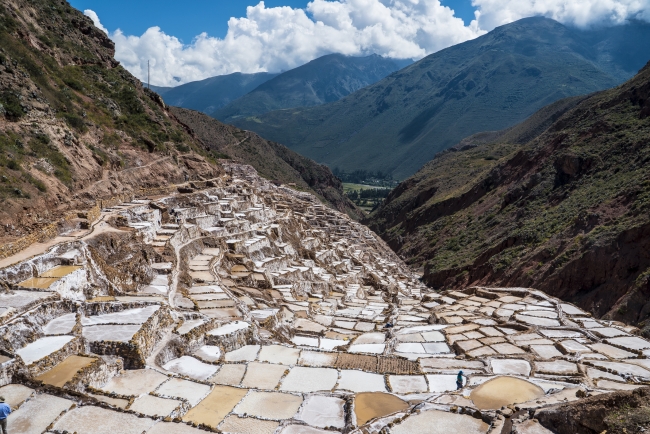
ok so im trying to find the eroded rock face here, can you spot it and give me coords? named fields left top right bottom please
left=1, top=163, right=650, bottom=433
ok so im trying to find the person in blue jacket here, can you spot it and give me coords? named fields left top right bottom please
left=0, top=396, right=11, bottom=434
left=456, top=370, right=466, bottom=390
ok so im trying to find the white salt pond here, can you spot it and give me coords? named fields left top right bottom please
left=16, top=335, right=74, bottom=365
left=337, top=370, right=387, bottom=392
left=193, top=345, right=222, bottom=362
left=81, top=305, right=160, bottom=325
left=101, top=369, right=169, bottom=396
left=297, top=395, right=346, bottom=429
left=43, top=313, right=77, bottom=335
left=281, top=367, right=338, bottom=392
left=234, top=391, right=303, bottom=419
left=54, top=404, right=156, bottom=434
left=163, top=356, right=218, bottom=380
left=83, top=324, right=141, bottom=342
left=391, top=409, right=489, bottom=434
left=156, top=377, right=211, bottom=406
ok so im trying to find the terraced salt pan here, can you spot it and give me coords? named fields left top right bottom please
left=129, top=394, right=182, bottom=417
left=0, top=290, right=53, bottom=308
left=354, top=332, right=386, bottom=344
left=607, top=336, right=650, bottom=351
left=234, top=391, right=303, bottom=419
left=81, top=305, right=160, bottom=325
left=0, top=384, right=33, bottom=407
left=16, top=335, right=74, bottom=365
left=163, top=356, right=218, bottom=380
left=83, top=324, right=141, bottom=342
left=530, top=345, right=563, bottom=359
left=193, top=345, right=222, bottom=362
left=588, top=361, right=650, bottom=377
left=241, top=362, right=288, bottom=389
left=319, top=338, right=348, bottom=350
left=470, top=377, right=545, bottom=410
left=535, top=361, right=579, bottom=375
left=280, top=366, right=338, bottom=392
left=354, top=392, right=409, bottom=426
left=43, top=313, right=77, bottom=335
left=491, top=359, right=531, bottom=376
left=156, top=377, right=211, bottom=406
left=183, top=385, right=248, bottom=429
left=589, top=343, right=636, bottom=359
left=299, top=350, right=338, bottom=367
left=219, top=415, right=280, bottom=433
left=337, top=370, right=387, bottom=392
left=426, top=374, right=458, bottom=392
left=54, top=404, right=156, bottom=434
left=349, top=343, right=385, bottom=354
left=35, top=355, right=96, bottom=387
left=280, top=425, right=332, bottom=434
left=225, top=345, right=260, bottom=362
left=210, top=363, right=247, bottom=385
left=101, top=369, right=169, bottom=396
left=389, top=375, right=428, bottom=394
left=8, top=393, right=74, bottom=434
left=297, top=395, right=345, bottom=429
left=258, top=345, right=301, bottom=364
left=391, top=409, right=489, bottom=434
left=148, top=421, right=206, bottom=434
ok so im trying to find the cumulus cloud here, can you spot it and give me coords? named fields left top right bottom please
left=86, top=1, right=483, bottom=86
left=83, top=9, right=108, bottom=34
left=474, top=0, right=650, bottom=30
left=85, top=0, right=649, bottom=87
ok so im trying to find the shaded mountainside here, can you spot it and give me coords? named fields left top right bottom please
left=230, top=17, right=650, bottom=180
left=214, top=54, right=405, bottom=123
left=159, top=72, right=278, bottom=115
left=367, top=60, right=650, bottom=330
left=0, top=0, right=229, bottom=242
left=170, top=107, right=363, bottom=220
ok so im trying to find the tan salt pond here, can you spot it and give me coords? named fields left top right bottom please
left=17, top=277, right=59, bottom=289
left=35, top=355, right=96, bottom=387
left=470, top=376, right=545, bottom=410
left=354, top=392, right=409, bottom=426
left=183, top=385, right=248, bottom=428
left=40, top=265, right=83, bottom=278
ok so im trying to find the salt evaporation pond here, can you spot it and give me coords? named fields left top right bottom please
left=470, top=376, right=545, bottom=409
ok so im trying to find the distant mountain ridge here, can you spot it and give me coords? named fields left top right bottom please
left=214, top=54, right=407, bottom=122
left=229, top=17, right=650, bottom=179
left=159, top=72, right=278, bottom=114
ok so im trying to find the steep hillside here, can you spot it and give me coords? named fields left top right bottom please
left=214, top=54, right=404, bottom=123
left=368, top=61, right=650, bottom=330
left=0, top=0, right=232, bottom=244
left=231, top=17, right=650, bottom=179
left=159, top=72, right=277, bottom=115
left=170, top=107, right=363, bottom=220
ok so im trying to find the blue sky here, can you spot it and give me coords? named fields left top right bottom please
left=69, top=0, right=477, bottom=43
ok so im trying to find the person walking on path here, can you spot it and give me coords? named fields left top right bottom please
left=0, top=396, right=11, bottom=434
left=456, top=370, right=467, bottom=390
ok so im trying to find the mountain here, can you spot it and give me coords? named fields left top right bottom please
left=214, top=54, right=406, bottom=123
left=159, top=72, right=278, bottom=114
left=0, top=0, right=357, bottom=245
left=147, top=84, right=172, bottom=96
left=367, top=60, right=650, bottom=330
left=170, top=107, right=363, bottom=219
left=229, top=17, right=650, bottom=180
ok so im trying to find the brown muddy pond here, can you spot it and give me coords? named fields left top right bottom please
left=355, top=392, right=409, bottom=426
left=18, top=277, right=59, bottom=289
left=36, top=355, right=96, bottom=387
left=40, top=265, right=83, bottom=278
left=470, top=376, right=545, bottom=410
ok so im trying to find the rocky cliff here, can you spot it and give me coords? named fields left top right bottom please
left=368, top=61, right=650, bottom=331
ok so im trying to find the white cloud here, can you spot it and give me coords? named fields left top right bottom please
left=474, top=0, right=650, bottom=30
left=84, top=0, right=649, bottom=87
left=86, top=1, right=483, bottom=87
left=83, top=9, right=108, bottom=34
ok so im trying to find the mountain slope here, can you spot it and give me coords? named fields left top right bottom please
left=231, top=17, right=650, bottom=180
left=170, top=107, right=363, bottom=220
left=160, top=72, right=278, bottom=115
left=367, top=60, right=650, bottom=329
left=214, top=54, right=404, bottom=122
left=0, top=0, right=230, bottom=243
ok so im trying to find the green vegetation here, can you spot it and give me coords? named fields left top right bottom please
left=343, top=183, right=391, bottom=212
